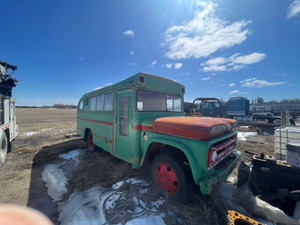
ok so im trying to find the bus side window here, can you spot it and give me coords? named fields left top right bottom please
left=104, top=93, right=113, bottom=111
left=90, top=97, right=96, bottom=111
left=97, top=95, right=103, bottom=111
left=83, top=98, right=89, bottom=111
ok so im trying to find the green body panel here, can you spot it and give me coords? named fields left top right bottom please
left=140, top=130, right=238, bottom=186
left=199, top=151, right=241, bottom=194
left=131, top=112, right=184, bottom=168
left=77, top=110, right=113, bottom=153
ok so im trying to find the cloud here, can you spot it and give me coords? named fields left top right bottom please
left=228, top=90, right=248, bottom=95
left=200, top=76, right=211, bottom=81
left=130, top=50, right=134, bottom=55
left=240, top=78, right=287, bottom=88
left=229, top=90, right=240, bottom=94
left=123, top=30, right=134, bottom=37
left=201, top=52, right=266, bottom=72
left=129, top=62, right=138, bottom=66
left=80, top=56, right=85, bottom=61
left=166, top=63, right=172, bottom=69
left=163, top=2, right=251, bottom=59
left=202, top=65, right=227, bottom=72
left=149, top=60, right=157, bottom=67
left=228, top=83, right=235, bottom=87
left=174, top=63, right=183, bottom=69
left=232, top=52, right=266, bottom=64
left=287, top=0, right=300, bottom=19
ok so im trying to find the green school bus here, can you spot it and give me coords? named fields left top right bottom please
left=77, top=73, right=241, bottom=202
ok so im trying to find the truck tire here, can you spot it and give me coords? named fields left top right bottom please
left=87, top=131, right=95, bottom=150
left=0, top=132, right=8, bottom=166
left=151, top=153, right=192, bottom=203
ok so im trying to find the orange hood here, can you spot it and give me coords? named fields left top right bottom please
left=151, top=117, right=236, bottom=140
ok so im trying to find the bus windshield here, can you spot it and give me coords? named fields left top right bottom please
left=136, top=89, right=183, bottom=112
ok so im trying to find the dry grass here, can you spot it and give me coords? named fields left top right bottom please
left=162, top=194, right=228, bottom=225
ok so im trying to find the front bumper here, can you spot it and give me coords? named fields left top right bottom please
left=199, top=150, right=241, bottom=195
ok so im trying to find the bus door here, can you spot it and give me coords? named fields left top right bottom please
left=115, top=92, right=133, bottom=162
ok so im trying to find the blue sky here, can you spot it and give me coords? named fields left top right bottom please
left=1, top=0, right=300, bottom=106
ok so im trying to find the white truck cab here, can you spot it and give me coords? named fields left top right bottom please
left=0, top=61, right=18, bottom=166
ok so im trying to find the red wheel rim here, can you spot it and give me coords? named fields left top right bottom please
left=88, top=133, right=93, bottom=148
left=156, top=163, right=179, bottom=195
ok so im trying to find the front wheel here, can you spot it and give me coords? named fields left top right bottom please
left=151, top=153, right=192, bottom=203
left=0, top=132, right=8, bottom=166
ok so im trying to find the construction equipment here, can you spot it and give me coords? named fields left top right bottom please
left=191, top=97, right=227, bottom=117
left=228, top=210, right=265, bottom=225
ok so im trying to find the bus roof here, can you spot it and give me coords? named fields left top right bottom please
left=81, top=73, right=185, bottom=98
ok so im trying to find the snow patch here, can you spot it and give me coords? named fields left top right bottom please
left=21, top=131, right=40, bottom=136
left=59, top=186, right=106, bottom=225
left=216, top=184, right=300, bottom=225
left=58, top=182, right=166, bottom=225
left=59, top=149, right=85, bottom=161
left=41, top=128, right=52, bottom=132
left=42, top=164, right=68, bottom=201
left=112, top=177, right=148, bottom=189
left=240, top=126, right=249, bottom=128
left=226, top=175, right=237, bottom=185
left=126, top=214, right=165, bottom=225
left=238, top=132, right=257, bottom=141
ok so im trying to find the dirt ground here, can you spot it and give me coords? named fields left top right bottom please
left=0, top=108, right=276, bottom=224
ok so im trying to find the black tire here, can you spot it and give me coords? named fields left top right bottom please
left=87, top=131, right=95, bottom=151
left=0, top=132, right=8, bottom=166
left=151, top=153, right=192, bottom=203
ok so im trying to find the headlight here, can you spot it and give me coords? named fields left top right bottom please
left=210, top=124, right=226, bottom=134
left=211, top=149, right=218, bottom=163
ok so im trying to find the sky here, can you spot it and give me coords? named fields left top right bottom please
left=1, top=0, right=300, bottom=106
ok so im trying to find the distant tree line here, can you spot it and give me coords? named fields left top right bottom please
left=251, top=97, right=300, bottom=105
left=16, top=104, right=77, bottom=109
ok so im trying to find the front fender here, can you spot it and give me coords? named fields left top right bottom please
left=140, top=133, right=200, bottom=184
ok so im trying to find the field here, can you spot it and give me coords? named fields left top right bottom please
left=0, top=108, right=276, bottom=224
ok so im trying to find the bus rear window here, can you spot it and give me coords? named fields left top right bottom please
left=78, top=100, right=83, bottom=110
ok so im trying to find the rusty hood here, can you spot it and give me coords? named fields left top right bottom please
left=151, top=117, right=237, bottom=140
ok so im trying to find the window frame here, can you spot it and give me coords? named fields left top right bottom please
left=136, top=89, right=183, bottom=112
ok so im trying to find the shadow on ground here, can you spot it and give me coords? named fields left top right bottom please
left=26, top=138, right=145, bottom=224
